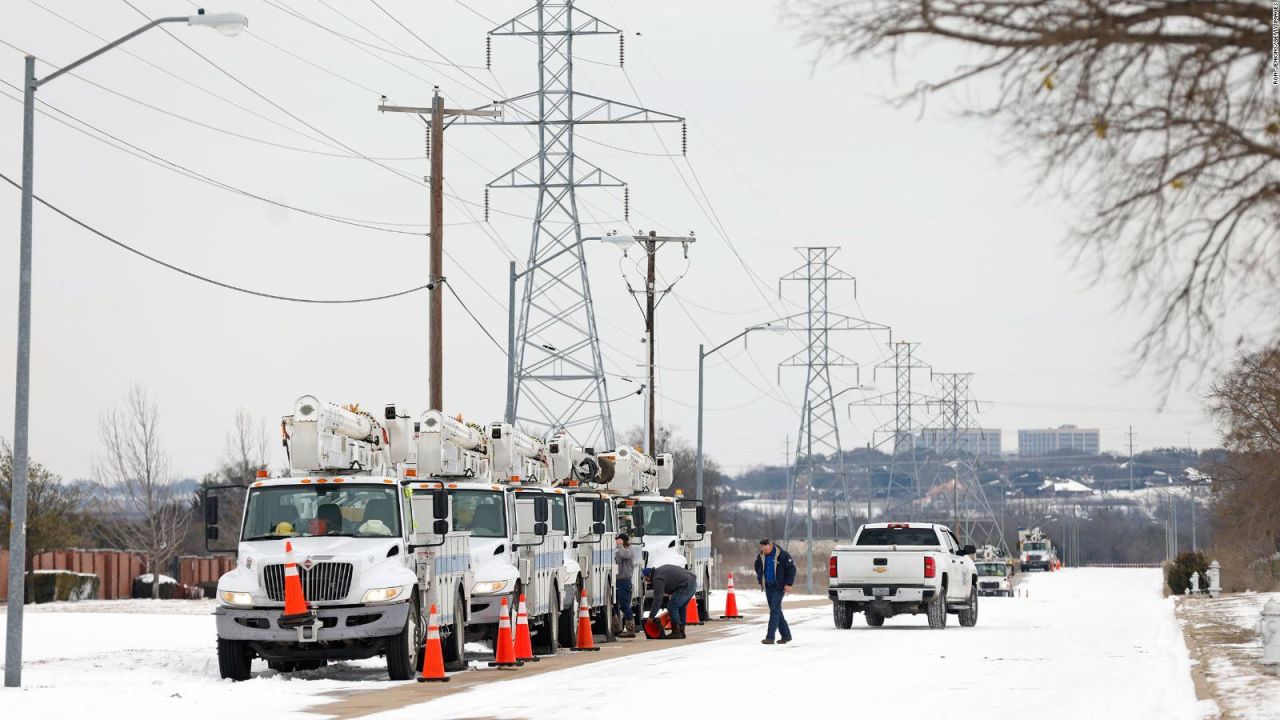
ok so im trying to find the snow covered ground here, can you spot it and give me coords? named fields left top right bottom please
left=1179, top=591, right=1280, bottom=720
left=0, top=571, right=1216, bottom=719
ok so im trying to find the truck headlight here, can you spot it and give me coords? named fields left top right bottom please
left=472, top=580, right=510, bottom=595
left=361, top=587, right=404, bottom=604
left=221, top=591, right=253, bottom=607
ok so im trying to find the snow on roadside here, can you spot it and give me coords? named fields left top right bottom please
left=365, top=568, right=1213, bottom=720
left=1179, top=591, right=1280, bottom=720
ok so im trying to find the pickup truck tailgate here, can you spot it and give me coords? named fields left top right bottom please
left=835, top=546, right=927, bottom=585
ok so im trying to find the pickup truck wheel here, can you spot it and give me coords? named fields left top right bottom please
left=927, top=587, right=947, bottom=629
left=218, top=638, right=253, bottom=681
left=865, top=610, right=885, bottom=627
left=832, top=601, right=853, bottom=629
left=959, top=585, right=979, bottom=627
left=386, top=597, right=421, bottom=681
left=442, top=589, right=467, bottom=672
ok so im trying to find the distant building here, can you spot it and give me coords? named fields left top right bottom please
left=916, top=428, right=1002, bottom=457
left=1017, top=425, right=1100, bottom=457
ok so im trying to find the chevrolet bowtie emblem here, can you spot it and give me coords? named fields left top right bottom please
left=873, top=567, right=887, bottom=573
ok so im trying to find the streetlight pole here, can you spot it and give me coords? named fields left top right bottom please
left=694, top=322, right=788, bottom=500
left=5, top=9, right=247, bottom=689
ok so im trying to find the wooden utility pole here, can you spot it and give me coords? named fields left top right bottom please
left=631, top=231, right=695, bottom=455
left=379, top=88, right=499, bottom=411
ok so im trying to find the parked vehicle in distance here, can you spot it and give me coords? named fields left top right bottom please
left=1018, top=527, right=1057, bottom=572
left=828, top=522, right=978, bottom=629
left=975, top=561, right=1012, bottom=597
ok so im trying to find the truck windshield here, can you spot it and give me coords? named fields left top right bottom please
left=451, top=489, right=507, bottom=538
left=241, top=485, right=400, bottom=540
left=976, top=563, right=1008, bottom=577
left=635, top=502, right=677, bottom=536
left=1024, top=542, right=1048, bottom=552
left=855, top=527, right=940, bottom=546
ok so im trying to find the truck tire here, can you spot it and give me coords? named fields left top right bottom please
left=696, top=570, right=711, bottom=621
left=927, top=587, right=947, bottom=629
left=536, top=586, right=561, bottom=655
left=442, top=589, right=467, bottom=672
left=832, top=601, right=853, bottom=629
left=559, top=580, right=578, bottom=649
left=217, top=637, right=253, bottom=681
left=865, top=610, right=885, bottom=627
left=386, top=598, right=421, bottom=681
left=593, top=576, right=616, bottom=643
left=959, top=585, right=979, bottom=627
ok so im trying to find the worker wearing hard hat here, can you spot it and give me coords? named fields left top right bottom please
left=646, top=557, right=697, bottom=640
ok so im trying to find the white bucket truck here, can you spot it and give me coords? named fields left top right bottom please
left=599, top=446, right=713, bottom=619
left=208, top=397, right=471, bottom=681
left=430, top=416, right=566, bottom=654
left=547, top=433, right=618, bottom=642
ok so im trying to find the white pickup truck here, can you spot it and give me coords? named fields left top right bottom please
left=828, top=522, right=979, bottom=629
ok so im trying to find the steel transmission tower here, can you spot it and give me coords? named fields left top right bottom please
left=468, top=1, right=683, bottom=447
left=775, top=247, right=888, bottom=591
left=849, top=341, right=932, bottom=519
left=926, top=372, right=1008, bottom=554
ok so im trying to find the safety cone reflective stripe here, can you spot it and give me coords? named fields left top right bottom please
left=280, top=540, right=314, bottom=627
left=513, top=594, right=538, bottom=662
left=571, top=588, right=599, bottom=651
left=417, top=604, right=449, bottom=682
left=489, top=596, right=521, bottom=668
left=686, top=593, right=703, bottom=625
left=720, top=572, right=743, bottom=619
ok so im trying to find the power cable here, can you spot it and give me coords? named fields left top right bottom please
left=0, top=171, right=430, bottom=304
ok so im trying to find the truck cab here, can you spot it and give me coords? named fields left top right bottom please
left=210, top=398, right=471, bottom=681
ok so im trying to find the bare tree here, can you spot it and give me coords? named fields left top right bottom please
left=221, top=407, right=270, bottom=486
left=96, top=385, right=188, bottom=599
left=790, top=1, right=1279, bottom=378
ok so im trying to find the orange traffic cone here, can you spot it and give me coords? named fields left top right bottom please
left=686, top=593, right=703, bottom=625
left=279, top=540, right=314, bottom=627
left=571, top=589, right=599, bottom=651
left=417, top=604, right=449, bottom=682
left=720, top=572, right=743, bottom=619
left=513, top=594, right=538, bottom=662
left=488, top=596, right=521, bottom=668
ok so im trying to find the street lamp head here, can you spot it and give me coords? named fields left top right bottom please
left=600, top=231, right=634, bottom=249
left=188, top=9, right=249, bottom=36
left=755, top=322, right=788, bottom=334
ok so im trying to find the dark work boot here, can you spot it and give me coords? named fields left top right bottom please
left=673, top=624, right=687, bottom=640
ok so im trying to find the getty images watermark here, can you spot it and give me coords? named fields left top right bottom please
left=1274, top=0, right=1279, bottom=85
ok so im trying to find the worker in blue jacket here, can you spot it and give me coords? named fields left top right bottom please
left=754, top=538, right=796, bottom=645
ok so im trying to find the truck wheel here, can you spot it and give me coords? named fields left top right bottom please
left=536, top=586, right=561, bottom=655
left=696, top=570, right=711, bottom=621
left=959, top=585, right=979, bottom=627
left=217, top=637, right=253, bottom=681
left=559, top=580, right=578, bottom=648
left=927, top=588, right=947, bottom=629
left=865, top=610, right=885, bottom=627
left=832, top=601, right=853, bottom=629
left=593, top=576, right=616, bottom=643
left=442, top=589, right=467, bottom=672
left=386, top=598, right=421, bottom=681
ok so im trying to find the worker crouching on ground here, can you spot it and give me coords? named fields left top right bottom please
left=755, top=538, right=796, bottom=645
left=646, top=560, right=698, bottom=639
left=615, top=533, right=637, bottom=638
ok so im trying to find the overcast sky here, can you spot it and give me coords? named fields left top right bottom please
left=0, top=0, right=1224, bottom=481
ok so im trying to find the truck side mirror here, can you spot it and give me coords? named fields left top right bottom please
left=534, top=521, right=548, bottom=537
left=695, top=506, right=706, bottom=525
left=696, top=523, right=707, bottom=535
left=433, top=519, right=449, bottom=535
left=533, top=496, right=549, bottom=523
left=592, top=498, right=606, bottom=523
left=630, top=526, right=645, bottom=538
left=962, top=544, right=977, bottom=556
left=205, top=496, right=219, bottom=526
left=206, top=526, right=219, bottom=541
left=433, top=492, right=449, bottom=520
left=592, top=521, right=605, bottom=535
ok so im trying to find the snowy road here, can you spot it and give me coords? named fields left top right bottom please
left=0, top=569, right=1215, bottom=719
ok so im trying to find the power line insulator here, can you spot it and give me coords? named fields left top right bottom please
left=486, top=35, right=492, bottom=69
left=424, top=124, right=431, bottom=158
left=624, top=186, right=630, bottom=222
left=484, top=187, right=490, bottom=223
left=619, top=35, right=625, bottom=67
left=681, top=122, right=687, bottom=156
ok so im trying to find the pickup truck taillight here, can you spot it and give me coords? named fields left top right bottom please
left=924, top=556, right=936, bottom=578
left=828, top=555, right=837, bottom=578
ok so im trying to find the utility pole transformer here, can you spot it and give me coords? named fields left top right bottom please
left=775, top=247, right=889, bottom=593
left=453, top=1, right=684, bottom=448
left=378, top=89, right=500, bottom=411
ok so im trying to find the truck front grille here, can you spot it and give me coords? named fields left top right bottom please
left=979, top=581, right=1001, bottom=590
left=263, top=562, right=354, bottom=602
